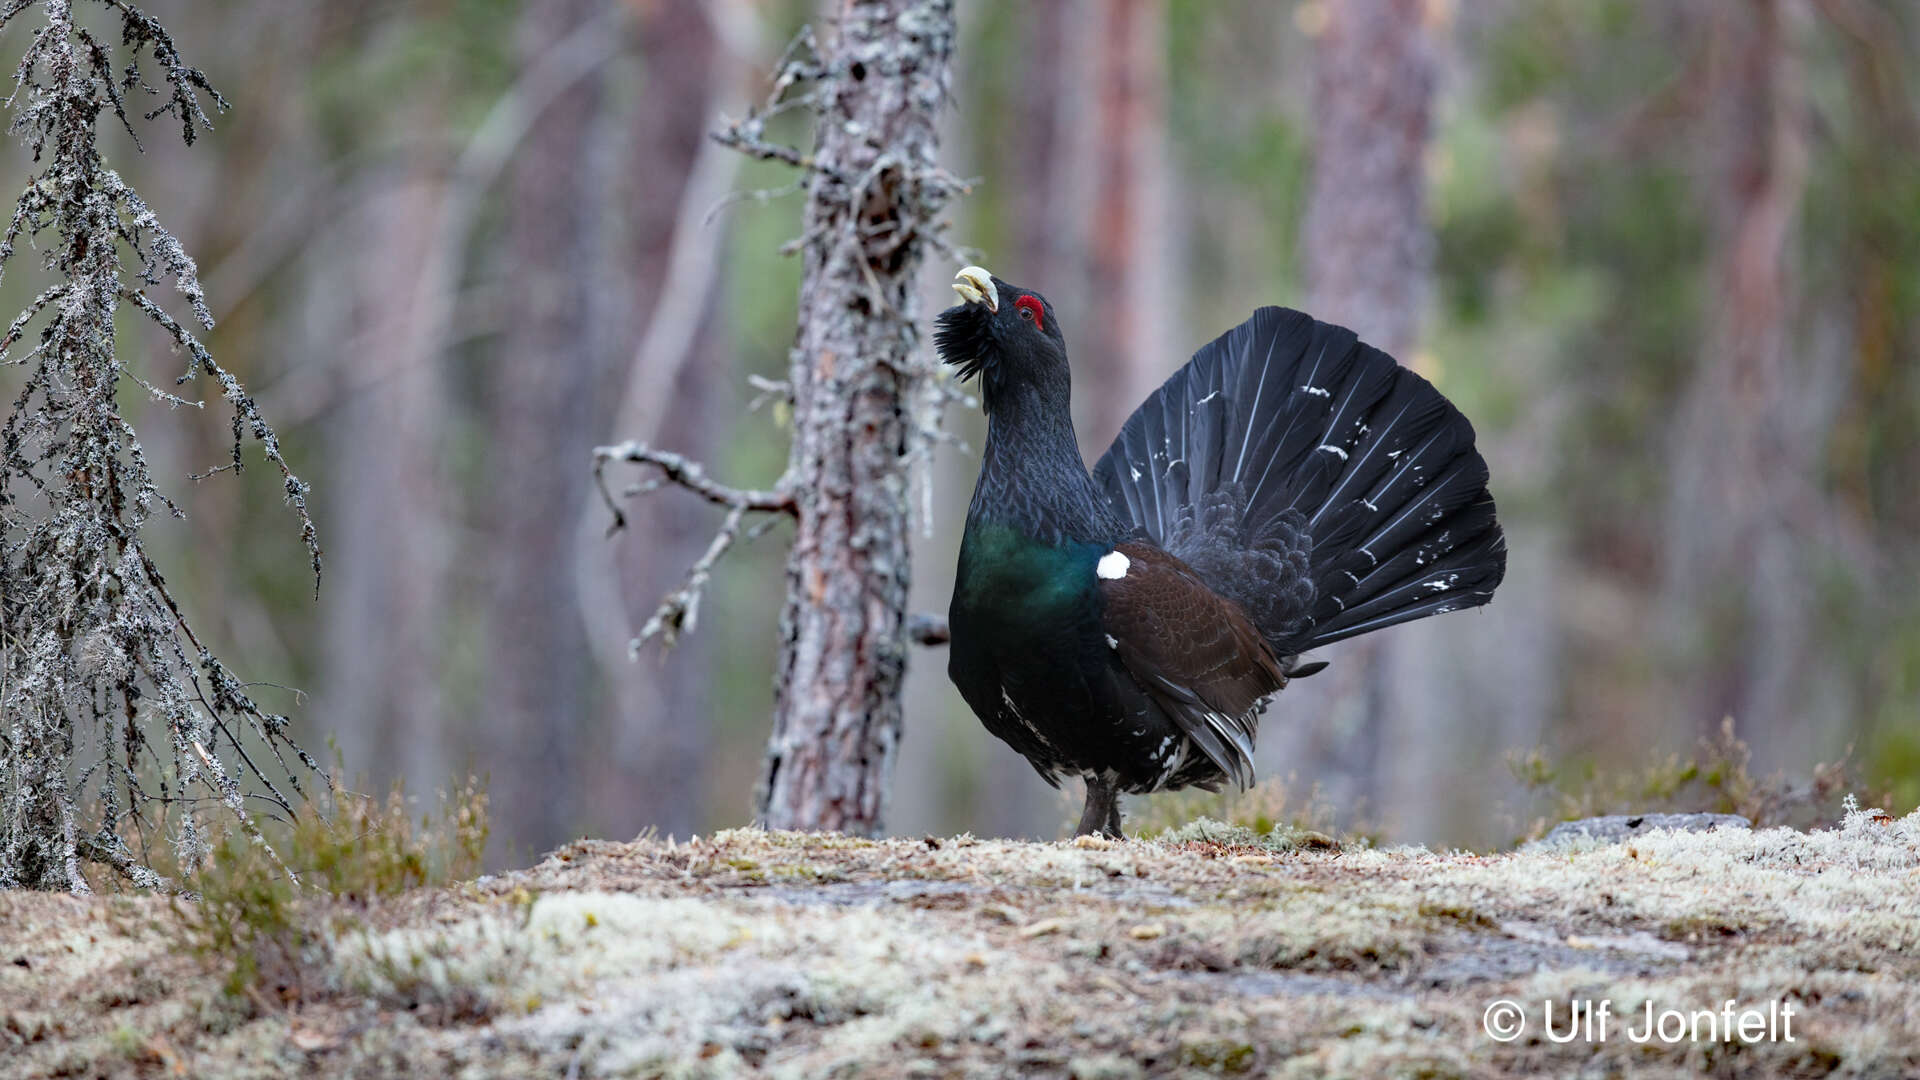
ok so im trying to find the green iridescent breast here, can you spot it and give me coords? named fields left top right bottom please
left=954, top=523, right=1101, bottom=629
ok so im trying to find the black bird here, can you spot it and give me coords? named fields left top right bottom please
left=937, top=265, right=1506, bottom=837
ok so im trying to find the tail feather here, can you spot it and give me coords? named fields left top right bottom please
left=1091, top=307, right=1506, bottom=655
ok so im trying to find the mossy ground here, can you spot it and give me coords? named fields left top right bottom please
left=3, top=808, right=1917, bottom=1078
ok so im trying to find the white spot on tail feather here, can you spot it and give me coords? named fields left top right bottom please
left=1317, top=443, right=1349, bottom=461
left=1301, top=385, right=1331, bottom=398
left=1096, top=551, right=1131, bottom=580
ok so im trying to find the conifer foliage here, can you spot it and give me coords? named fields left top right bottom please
left=0, top=1, right=320, bottom=891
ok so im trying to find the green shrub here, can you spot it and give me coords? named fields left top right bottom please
left=177, top=778, right=488, bottom=1002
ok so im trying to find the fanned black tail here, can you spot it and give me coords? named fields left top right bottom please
left=1091, top=307, right=1505, bottom=655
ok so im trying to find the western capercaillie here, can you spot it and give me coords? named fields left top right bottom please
left=937, top=266, right=1506, bottom=837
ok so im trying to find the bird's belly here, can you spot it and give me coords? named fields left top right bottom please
left=948, top=529, right=1203, bottom=792
left=948, top=611, right=1191, bottom=792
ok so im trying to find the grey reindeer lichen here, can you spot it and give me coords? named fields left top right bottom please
left=0, top=1, right=321, bottom=891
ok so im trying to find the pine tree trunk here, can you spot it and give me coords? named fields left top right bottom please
left=756, top=0, right=957, bottom=834
left=1077, top=0, right=1177, bottom=457
left=321, top=103, right=453, bottom=799
left=1662, top=0, right=1814, bottom=763
left=1293, top=0, right=1436, bottom=819
left=1302, top=0, right=1433, bottom=361
left=480, top=0, right=611, bottom=856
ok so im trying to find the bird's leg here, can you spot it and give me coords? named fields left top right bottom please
left=1076, top=775, right=1124, bottom=838
left=1104, top=793, right=1125, bottom=838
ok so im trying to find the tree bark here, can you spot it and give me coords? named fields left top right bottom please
left=1302, top=0, right=1433, bottom=361
left=1075, top=0, right=1178, bottom=457
left=480, top=0, right=611, bottom=856
left=1662, top=0, right=1815, bottom=764
left=755, top=0, right=958, bottom=834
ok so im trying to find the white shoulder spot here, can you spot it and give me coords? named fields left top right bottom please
left=1096, top=550, right=1131, bottom=580
left=1104, top=634, right=1119, bottom=649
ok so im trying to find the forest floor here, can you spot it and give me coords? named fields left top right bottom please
left=2, top=808, right=1917, bottom=1079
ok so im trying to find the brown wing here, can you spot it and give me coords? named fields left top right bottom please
left=1096, top=541, right=1288, bottom=788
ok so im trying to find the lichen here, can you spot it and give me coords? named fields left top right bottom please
left=0, top=0, right=322, bottom=893
left=3, top=809, right=1917, bottom=1076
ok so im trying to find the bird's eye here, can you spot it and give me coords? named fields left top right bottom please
left=1014, top=295, right=1044, bottom=329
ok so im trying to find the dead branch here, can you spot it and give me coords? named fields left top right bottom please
left=634, top=505, right=745, bottom=651
left=593, top=441, right=795, bottom=653
left=0, top=0, right=323, bottom=891
left=745, top=374, right=791, bottom=413
left=906, top=614, right=950, bottom=646
left=592, top=441, right=796, bottom=528
left=709, top=120, right=838, bottom=179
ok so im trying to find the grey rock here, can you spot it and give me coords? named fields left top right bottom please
left=1525, top=813, right=1752, bottom=851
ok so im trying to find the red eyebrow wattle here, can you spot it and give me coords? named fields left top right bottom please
left=1015, top=294, right=1044, bottom=329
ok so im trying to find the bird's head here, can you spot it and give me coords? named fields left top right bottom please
left=935, top=265, right=1068, bottom=409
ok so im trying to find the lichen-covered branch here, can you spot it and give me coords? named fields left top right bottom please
left=0, top=1, right=321, bottom=891
left=592, top=441, right=796, bottom=522
left=592, top=441, right=795, bottom=650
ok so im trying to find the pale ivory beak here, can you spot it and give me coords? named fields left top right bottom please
left=952, top=266, right=997, bottom=313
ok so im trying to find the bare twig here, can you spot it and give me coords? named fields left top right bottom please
left=745, top=374, right=792, bottom=413
left=708, top=121, right=838, bottom=179
left=633, top=505, right=745, bottom=651
left=592, top=441, right=795, bottom=528
left=592, top=440, right=795, bottom=654
left=572, top=1, right=761, bottom=687
left=702, top=175, right=806, bottom=226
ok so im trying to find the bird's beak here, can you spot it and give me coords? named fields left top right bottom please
left=952, top=266, right=997, bottom=313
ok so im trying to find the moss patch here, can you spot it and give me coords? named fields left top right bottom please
left=2, top=805, right=1916, bottom=1077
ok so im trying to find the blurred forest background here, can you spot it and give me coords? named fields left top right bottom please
left=12, top=0, right=1916, bottom=862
